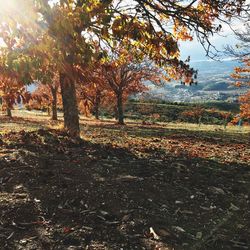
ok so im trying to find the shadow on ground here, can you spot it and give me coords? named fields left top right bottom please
left=0, top=129, right=249, bottom=250
left=81, top=120, right=250, bottom=145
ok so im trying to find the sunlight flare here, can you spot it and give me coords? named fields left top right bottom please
left=0, top=0, right=39, bottom=31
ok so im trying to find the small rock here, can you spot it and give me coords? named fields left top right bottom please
left=175, top=200, right=183, bottom=204
left=34, top=198, right=41, bottom=203
left=20, top=239, right=27, bottom=245
left=173, top=226, right=185, bottom=233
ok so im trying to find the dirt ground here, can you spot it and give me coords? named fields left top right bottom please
left=0, top=114, right=250, bottom=249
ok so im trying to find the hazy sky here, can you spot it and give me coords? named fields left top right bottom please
left=180, top=0, right=250, bottom=62
left=180, top=22, right=245, bottom=62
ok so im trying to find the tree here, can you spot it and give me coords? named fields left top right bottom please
left=28, top=37, right=62, bottom=121
left=239, top=92, right=250, bottom=120
left=78, top=83, right=104, bottom=120
left=76, top=62, right=109, bottom=120
left=229, top=21, right=250, bottom=120
left=0, top=17, right=34, bottom=117
left=30, top=75, right=61, bottom=120
left=232, top=58, right=250, bottom=120
left=181, top=107, right=206, bottom=126
left=0, top=46, right=31, bottom=117
left=101, top=47, right=163, bottom=124
left=232, top=46, right=250, bottom=121
left=0, top=76, right=30, bottom=117
left=1, top=0, right=248, bottom=136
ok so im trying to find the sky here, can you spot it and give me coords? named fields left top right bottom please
left=180, top=22, right=245, bottom=62
left=180, top=0, right=250, bottom=62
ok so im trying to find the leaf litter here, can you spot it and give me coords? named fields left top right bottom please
left=0, top=126, right=249, bottom=249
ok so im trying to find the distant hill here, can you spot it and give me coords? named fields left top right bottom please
left=202, top=82, right=233, bottom=91
left=145, top=59, right=247, bottom=102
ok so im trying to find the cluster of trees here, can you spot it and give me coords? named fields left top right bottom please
left=126, top=101, right=234, bottom=126
left=180, top=108, right=232, bottom=127
left=0, top=0, right=248, bottom=137
left=28, top=51, right=162, bottom=124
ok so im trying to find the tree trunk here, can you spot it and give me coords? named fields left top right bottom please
left=117, top=93, right=124, bottom=125
left=94, top=103, right=99, bottom=120
left=5, top=99, right=12, bottom=118
left=94, top=90, right=101, bottom=120
left=60, top=73, right=80, bottom=137
left=6, top=107, right=12, bottom=118
left=47, top=107, right=51, bottom=117
left=114, top=107, right=118, bottom=120
left=51, top=87, right=58, bottom=121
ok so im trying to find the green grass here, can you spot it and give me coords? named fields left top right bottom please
left=123, top=101, right=241, bottom=125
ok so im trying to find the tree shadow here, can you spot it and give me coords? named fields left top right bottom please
left=81, top=120, right=250, bottom=145
left=0, top=129, right=249, bottom=249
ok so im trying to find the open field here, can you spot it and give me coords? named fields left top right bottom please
left=0, top=110, right=250, bottom=249
left=123, top=101, right=242, bottom=125
left=1, top=109, right=250, bottom=135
